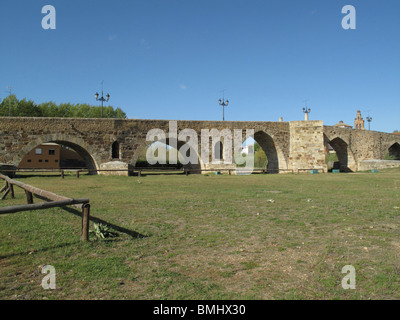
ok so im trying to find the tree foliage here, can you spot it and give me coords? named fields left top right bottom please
left=254, top=145, right=268, bottom=168
left=0, top=94, right=127, bottom=119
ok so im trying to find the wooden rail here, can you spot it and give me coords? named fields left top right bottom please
left=1, top=167, right=296, bottom=177
left=0, top=173, right=90, bottom=241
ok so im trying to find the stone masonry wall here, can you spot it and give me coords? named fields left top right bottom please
left=324, top=126, right=400, bottom=170
left=0, top=117, right=290, bottom=173
left=2, top=117, right=398, bottom=174
left=289, top=121, right=328, bottom=172
left=358, top=160, right=400, bottom=171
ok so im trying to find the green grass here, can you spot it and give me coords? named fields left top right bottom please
left=326, top=152, right=339, bottom=170
left=1, top=168, right=400, bottom=299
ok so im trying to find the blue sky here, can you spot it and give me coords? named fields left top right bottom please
left=0, top=0, right=399, bottom=132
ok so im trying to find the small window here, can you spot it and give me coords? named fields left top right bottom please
left=55, top=160, right=59, bottom=163
left=27, top=159, right=32, bottom=163
left=112, top=141, right=120, bottom=159
left=214, top=141, right=223, bottom=160
left=35, top=148, right=42, bottom=155
left=39, top=159, right=43, bottom=163
left=45, top=160, right=49, bottom=163
left=49, top=149, right=55, bottom=155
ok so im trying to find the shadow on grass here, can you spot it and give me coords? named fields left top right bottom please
left=0, top=241, right=81, bottom=260
left=0, top=206, right=148, bottom=260
left=61, top=206, right=148, bottom=240
left=0, top=205, right=149, bottom=260
left=29, top=194, right=147, bottom=240
left=0, top=199, right=148, bottom=260
left=135, top=172, right=186, bottom=177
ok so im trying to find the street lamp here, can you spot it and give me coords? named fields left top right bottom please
left=94, top=83, right=110, bottom=118
left=218, top=97, right=229, bottom=121
left=366, top=116, right=372, bottom=130
left=303, top=107, right=311, bottom=121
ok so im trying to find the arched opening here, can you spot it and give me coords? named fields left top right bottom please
left=325, top=137, right=351, bottom=172
left=324, top=142, right=338, bottom=171
left=237, top=138, right=267, bottom=171
left=18, top=141, right=97, bottom=173
left=112, top=141, right=120, bottom=159
left=214, top=141, right=223, bottom=161
left=252, top=131, right=279, bottom=173
left=388, top=143, right=400, bottom=160
left=134, top=138, right=201, bottom=173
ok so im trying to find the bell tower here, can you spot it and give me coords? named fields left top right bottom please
left=354, top=110, right=365, bottom=130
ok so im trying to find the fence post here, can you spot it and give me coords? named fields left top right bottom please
left=25, top=190, right=33, bottom=204
left=0, top=183, right=7, bottom=193
left=76, top=171, right=80, bottom=179
left=61, top=170, right=64, bottom=179
left=1, top=182, right=10, bottom=200
left=81, top=203, right=90, bottom=241
left=9, top=183, right=15, bottom=198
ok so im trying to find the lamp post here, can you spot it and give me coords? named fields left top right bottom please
left=94, top=82, right=110, bottom=118
left=366, top=116, right=372, bottom=131
left=303, top=107, right=311, bottom=121
left=218, top=97, right=229, bottom=121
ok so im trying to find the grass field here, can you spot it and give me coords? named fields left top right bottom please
left=1, top=169, right=400, bottom=300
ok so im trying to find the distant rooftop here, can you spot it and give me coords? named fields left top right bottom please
left=333, top=120, right=352, bottom=128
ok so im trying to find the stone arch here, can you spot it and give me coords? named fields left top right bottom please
left=15, top=134, right=99, bottom=172
left=133, top=134, right=203, bottom=172
left=324, top=135, right=356, bottom=172
left=253, top=131, right=287, bottom=173
left=388, top=142, right=400, bottom=160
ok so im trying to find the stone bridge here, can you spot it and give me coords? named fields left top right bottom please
left=0, top=117, right=399, bottom=174
left=323, top=126, right=400, bottom=171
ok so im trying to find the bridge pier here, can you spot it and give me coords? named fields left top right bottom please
left=288, top=121, right=328, bottom=173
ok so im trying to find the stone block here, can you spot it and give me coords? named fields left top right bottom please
left=99, top=161, right=133, bottom=176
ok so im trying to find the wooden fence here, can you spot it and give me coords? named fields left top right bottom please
left=0, top=166, right=334, bottom=178
left=0, top=173, right=90, bottom=241
left=1, top=167, right=297, bottom=178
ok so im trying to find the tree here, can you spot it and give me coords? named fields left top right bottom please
left=254, top=147, right=268, bottom=168
left=0, top=94, right=127, bottom=119
left=38, top=101, right=58, bottom=117
left=0, top=94, right=19, bottom=116
left=114, top=107, right=127, bottom=119
left=15, top=98, right=41, bottom=117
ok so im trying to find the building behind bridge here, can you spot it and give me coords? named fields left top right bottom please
left=18, top=143, right=86, bottom=169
